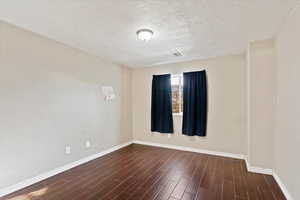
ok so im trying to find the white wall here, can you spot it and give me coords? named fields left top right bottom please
left=0, top=21, right=132, bottom=189
left=275, top=4, right=300, bottom=199
left=132, top=55, right=247, bottom=155
left=247, top=40, right=276, bottom=169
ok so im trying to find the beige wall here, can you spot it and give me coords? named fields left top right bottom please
left=0, top=21, right=132, bottom=189
left=2, top=6, right=299, bottom=198
left=247, top=40, right=276, bottom=169
left=132, top=55, right=247, bottom=155
left=275, top=4, right=300, bottom=199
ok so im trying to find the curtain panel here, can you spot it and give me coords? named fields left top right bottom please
left=151, top=74, right=174, bottom=133
left=182, top=70, right=207, bottom=136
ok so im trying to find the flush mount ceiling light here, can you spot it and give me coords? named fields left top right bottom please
left=136, top=29, right=154, bottom=41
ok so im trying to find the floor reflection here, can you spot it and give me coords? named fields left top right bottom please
left=7, top=187, right=48, bottom=200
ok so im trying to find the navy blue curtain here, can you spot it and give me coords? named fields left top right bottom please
left=182, top=70, right=207, bottom=136
left=151, top=74, right=174, bottom=133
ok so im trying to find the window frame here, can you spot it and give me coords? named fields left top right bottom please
left=171, top=74, right=183, bottom=116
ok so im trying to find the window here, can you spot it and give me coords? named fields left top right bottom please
left=171, top=74, right=183, bottom=115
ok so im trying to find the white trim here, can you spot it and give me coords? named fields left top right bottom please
left=134, top=141, right=292, bottom=200
left=273, top=172, right=294, bottom=200
left=245, top=159, right=273, bottom=175
left=246, top=44, right=252, bottom=167
left=245, top=160, right=293, bottom=200
left=133, top=141, right=276, bottom=175
left=132, top=140, right=244, bottom=159
left=0, top=140, right=293, bottom=200
left=172, top=112, right=183, bottom=116
left=0, top=141, right=132, bottom=197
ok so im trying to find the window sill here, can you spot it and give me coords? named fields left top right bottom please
left=173, top=113, right=183, bottom=117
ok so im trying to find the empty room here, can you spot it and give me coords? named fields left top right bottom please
left=0, top=1, right=299, bottom=200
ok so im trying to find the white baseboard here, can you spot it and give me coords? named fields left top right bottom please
left=245, top=159, right=273, bottom=175
left=0, top=141, right=132, bottom=197
left=132, top=140, right=244, bottom=159
left=133, top=140, right=276, bottom=175
left=1, top=140, right=293, bottom=200
left=135, top=141, right=294, bottom=200
left=245, top=159, right=294, bottom=200
left=273, top=172, right=294, bottom=200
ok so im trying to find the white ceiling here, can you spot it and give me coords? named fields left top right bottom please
left=0, top=0, right=298, bottom=67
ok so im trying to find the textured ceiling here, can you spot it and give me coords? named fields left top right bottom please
left=0, top=0, right=298, bottom=67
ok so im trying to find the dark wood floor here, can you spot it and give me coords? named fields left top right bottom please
left=1, top=144, right=285, bottom=200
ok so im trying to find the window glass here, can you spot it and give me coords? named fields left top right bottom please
left=171, top=75, right=183, bottom=114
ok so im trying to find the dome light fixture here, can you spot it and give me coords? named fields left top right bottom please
left=136, top=29, right=154, bottom=41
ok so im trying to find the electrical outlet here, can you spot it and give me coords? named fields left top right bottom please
left=168, top=134, right=171, bottom=138
left=85, top=140, right=91, bottom=148
left=65, top=146, right=71, bottom=154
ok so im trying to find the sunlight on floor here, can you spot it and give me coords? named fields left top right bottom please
left=8, top=187, right=48, bottom=200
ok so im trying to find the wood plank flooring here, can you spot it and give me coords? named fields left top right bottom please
left=1, top=144, right=286, bottom=200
